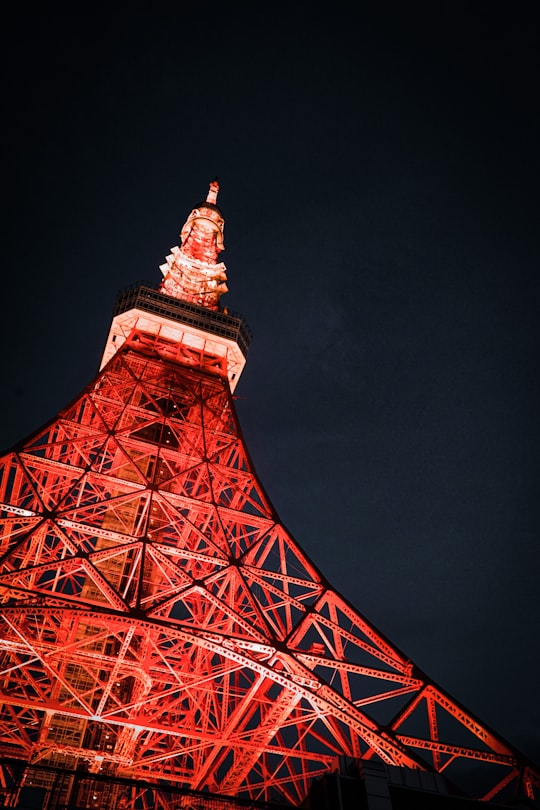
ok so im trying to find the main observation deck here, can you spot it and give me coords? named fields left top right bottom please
left=101, top=282, right=252, bottom=392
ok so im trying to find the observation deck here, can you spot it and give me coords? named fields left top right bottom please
left=100, top=282, right=252, bottom=391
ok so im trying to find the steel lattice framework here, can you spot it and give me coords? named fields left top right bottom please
left=0, top=184, right=538, bottom=809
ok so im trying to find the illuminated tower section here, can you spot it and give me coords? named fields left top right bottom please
left=0, top=183, right=538, bottom=809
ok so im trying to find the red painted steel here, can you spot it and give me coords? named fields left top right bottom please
left=0, top=185, right=538, bottom=808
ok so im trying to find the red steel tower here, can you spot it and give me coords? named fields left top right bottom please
left=0, top=182, right=538, bottom=809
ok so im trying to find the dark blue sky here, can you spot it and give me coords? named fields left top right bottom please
left=2, top=6, right=539, bottom=766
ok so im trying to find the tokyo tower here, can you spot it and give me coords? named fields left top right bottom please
left=0, top=181, right=538, bottom=809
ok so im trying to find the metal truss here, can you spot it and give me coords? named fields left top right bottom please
left=0, top=344, right=538, bottom=807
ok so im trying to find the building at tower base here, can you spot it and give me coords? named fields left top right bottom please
left=304, top=761, right=537, bottom=810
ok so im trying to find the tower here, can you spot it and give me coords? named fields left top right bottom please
left=0, top=183, right=538, bottom=809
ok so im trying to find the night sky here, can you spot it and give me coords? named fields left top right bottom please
left=2, top=7, right=539, bottom=767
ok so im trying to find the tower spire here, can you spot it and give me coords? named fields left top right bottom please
left=206, top=176, right=219, bottom=205
left=159, top=180, right=228, bottom=309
